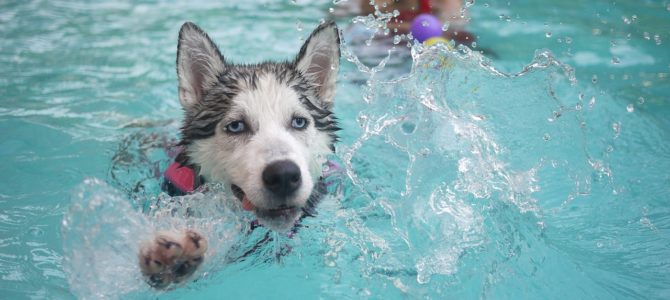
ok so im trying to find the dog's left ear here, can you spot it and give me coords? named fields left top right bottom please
left=295, top=21, right=341, bottom=109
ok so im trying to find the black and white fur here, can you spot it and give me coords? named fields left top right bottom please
left=138, top=21, right=341, bottom=288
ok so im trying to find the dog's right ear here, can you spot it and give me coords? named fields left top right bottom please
left=295, top=21, right=340, bottom=110
left=176, top=22, right=225, bottom=109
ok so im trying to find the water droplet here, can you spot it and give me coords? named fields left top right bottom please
left=553, top=111, right=562, bottom=120
left=611, top=56, right=620, bottom=64
left=606, top=145, right=614, bottom=153
left=329, top=7, right=334, bottom=13
left=499, top=14, right=511, bottom=22
left=470, top=114, right=485, bottom=121
left=393, top=35, right=402, bottom=45
left=643, top=32, right=651, bottom=40
left=441, top=22, right=450, bottom=32
left=565, top=36, right=572, bottom=44
left=592, top=75, right=598, bottom=84
left=631, top=15, right=637, bottom=22
left=575, top=103, right=583, bottom=111
left=637, top=96, right=645, bottom=105
left=589, top=96, right=596, bottom=109
left=402, top=122, right=416, bottom=134
left=296, top=20, right=303, bottom=32
left=471, top=41, right=477, bottom=48
left=579, top=93, right=584, bottom=101
left=465, top=0, right=475, bottom=8
left=543, top=133, right=551, bottom=141
left=421, top=20, right=429, bottom=27
left=545, top=32, right=552, bottom=38
left=626, top=104, right=634, bottom=113
left=612, top=122, right=621, bottom=138
left=654, top=34, right=662, bottom=45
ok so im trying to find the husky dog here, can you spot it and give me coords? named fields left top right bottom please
left=138, top=21, right=341, bottom=288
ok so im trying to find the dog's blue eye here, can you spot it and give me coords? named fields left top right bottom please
left=225, top=121, right=246, bottom=133
left=291, top=117, right=307, bottom=129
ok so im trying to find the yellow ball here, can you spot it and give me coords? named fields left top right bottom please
left=424, top=37, right=451, bottom=48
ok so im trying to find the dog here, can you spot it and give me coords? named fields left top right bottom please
left=138, top=21, right=341, bottom=288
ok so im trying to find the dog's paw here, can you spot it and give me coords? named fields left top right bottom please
left=138, top=229, right=208, bottom=288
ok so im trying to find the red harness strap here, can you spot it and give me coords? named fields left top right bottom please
left=164, top=161, right=196, bottom=193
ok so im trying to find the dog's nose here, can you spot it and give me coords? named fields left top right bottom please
left=262, top=160, right=302, bottom=197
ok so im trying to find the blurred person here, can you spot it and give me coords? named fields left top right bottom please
left=353, top=0, right=475, bottom=46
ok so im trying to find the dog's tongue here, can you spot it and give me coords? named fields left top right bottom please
left=242, top=196, right=255, bottom=211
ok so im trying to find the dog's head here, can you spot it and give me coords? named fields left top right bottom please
left=175, top=22, right=340, bottom=231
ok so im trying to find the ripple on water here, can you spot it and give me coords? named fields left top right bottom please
left=2, top=0, right=669, bottom=298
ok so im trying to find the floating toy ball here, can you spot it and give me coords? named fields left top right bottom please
left=424, top=36, right=450, bottom=47
left=410, top=13, right=444, bottom=43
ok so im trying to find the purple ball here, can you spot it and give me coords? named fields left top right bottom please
left=410, top=14, right=443, bottom=43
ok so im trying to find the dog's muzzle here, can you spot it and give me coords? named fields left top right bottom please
left=262, top=160, right=302, bottom=198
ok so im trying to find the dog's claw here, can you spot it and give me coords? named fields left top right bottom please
left=138, top=229, right=208, bottom=289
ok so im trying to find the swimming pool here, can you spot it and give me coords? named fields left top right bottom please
left=1, top=0, right=669, bottom=299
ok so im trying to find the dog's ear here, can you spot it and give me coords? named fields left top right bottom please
left=177, top=22, right=225, bottom=109
left=295, top=21, right=340, bottom=109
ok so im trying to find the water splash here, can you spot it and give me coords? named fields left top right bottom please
left=62, top=179, right=248, bottom=298
left=62, top=179, right=153, bottom=298
left=329, top=41, right=606, bottom=290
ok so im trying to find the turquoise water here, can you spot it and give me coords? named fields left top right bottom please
left=1, top=0, right=669, bottom=299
